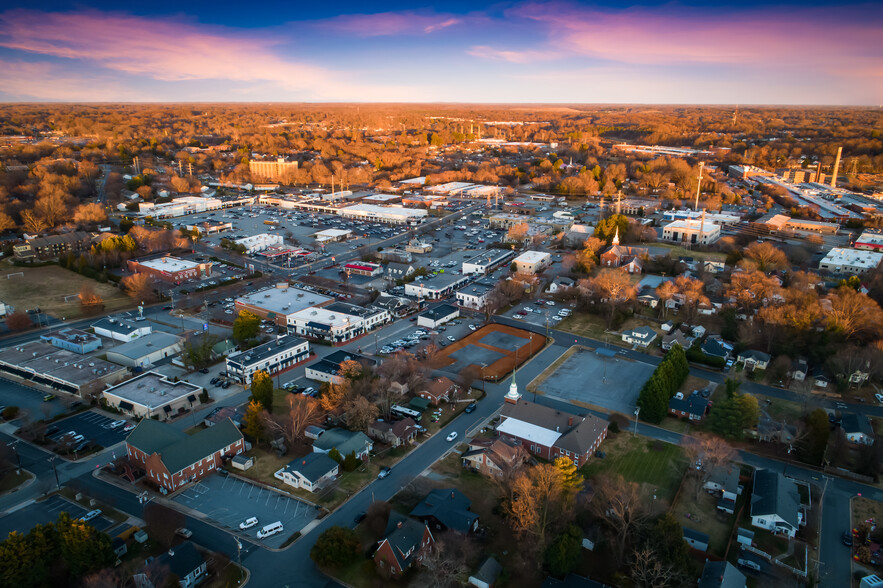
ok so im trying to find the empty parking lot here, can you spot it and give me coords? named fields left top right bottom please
left=173, top=474, right=318, bottom=548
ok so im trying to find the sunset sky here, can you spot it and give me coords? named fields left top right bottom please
left=0, top=1, right=881, bottom=104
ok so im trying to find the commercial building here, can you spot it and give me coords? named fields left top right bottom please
left=462, top=250, right=517, bottom=275
left=185, top=220, right=232, bottom=235
left=235, top=284, right=333, bottom=327
left=497, top=398, right=607, bottom=468
left=343, top=261, right=383, bottom=277
left=362, top=194, right=401, bottom=204
left=92, top=316, right=152, bottom=342
left=456, top=282, right=493, bottom=310
left=417, top=304, right=460, bottom=329
left=338, top=203, right=427, bottom=225
left=662, top=219, right=721, bottom=245
left=289, top=302, right=390, bottom=343
left=662, top=209, right=741, bottom=225
left=854, top=231, right=883, bottom=251
left=512, top=251, right=552, bottom=274
left=226, top=335, right=310, bottom=384
left=40, top=328, right=102, bottom=354
left=314, top=228, right=352, bottom=243
left=104, top=371, right=202, bottom=419
left=105, top=332, right=183, bottom=368
left=138, top=196, right=222, bottom=218
left=14, top=231, right=94, bottom=260
left=404, top=273, right=470, bottom=300
left=305, top=350, right=376, bottom=385
left=125, top=417, right=244, bottom=492
left=761, top=214, right=839, bottom=235
left=127, top=256, right=212, bottom=284
left=234, top=233, right=283, bottom=254
left=248, top=157, right=298, bottom=182
left=819, top=248, right=883, bottom=275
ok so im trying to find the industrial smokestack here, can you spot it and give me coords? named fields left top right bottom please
left=831, top=147, right=842, bottom=188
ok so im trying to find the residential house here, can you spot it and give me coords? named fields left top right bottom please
left=668, top=392, right=710, bottom=421
left=660, top=320, right=675, bottom=333
left=125, top=418, right=244, bottom=492
left=461, top=437, right=529, bottom=478
left=202, top=406, right=242, bottom=428
left=312, top=428, right=373, bottom=460
left=275, top=453, right=339, bottom=492
left=621, top=326, right=657, bottom=348
left=636, top=288, right=660, bottom=308
left=374, top=513, right=434, bottom=578
left=811, top=368, right=831, bottom=390
left=546, top=277, right=574, bottom=294
left=418, top=376, right=460, bottom=405
left=368, top=417, right=419, bottom=447
left=386, top=262, right=416, bottom=282
left=151, top=542, right=206, bottom=588
left=497, top=399, right=607, bottom=467
left=750, top=470, right=802, bottom=538
left=542, top=574, right=611, bottom=588
left=737, top=350, right=771, bottom=371
left=704, top=260, right=726, bottom=273
left=304, top=425, right=325, bottom=440
left=704, top=465, right=740, bottom=514
left=698, top=560, right=746, bottom=588
left=701, top=337, right=732, bottom=360
left=789, top=359, right=809, bottom=382
left=684, top=527, right=710, bottom=552
left=468, top=557, right=503, bottom=588
left=662, top=330, right=692, bottom=351
left=410, top=488, right=479, bottom=534
left=842, top=413, right=875, bottom=445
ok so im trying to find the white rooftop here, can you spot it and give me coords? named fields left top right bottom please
left=514, top=250, right=551, bottom=264
left=103, top=371, right=200, bottom=409
left=856, top=232, right=883, bottom=246
left=290, top=306, right=363, bottom=327
left=136, top=256, right=200, bottom=272
left=236, top=286, right=332, bottom=316
left=315, top=228, right=352, bottom=238
left=820, top=248, right=883, bottom=269
left=496, top=417, right=561, bottom=448
left=361, top=194, right=400, bottom=202
left=664, top=219, right=719, bottom=232
left=340, top=204, right=427, bottom=219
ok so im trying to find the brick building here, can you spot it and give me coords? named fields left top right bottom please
left=127, top=256, right=212, bottom=284
left=14, top=231, right=94, bottom=260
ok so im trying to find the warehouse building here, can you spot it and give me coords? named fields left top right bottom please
left=92, top=316, right=152, bottom=342
left=819, top=248, right=883, bottom=275
left=226, top=335, right=311, bottom=384
left=105, top=332, right=183, bottom=368
left=104, top=371, right=203, bottom=420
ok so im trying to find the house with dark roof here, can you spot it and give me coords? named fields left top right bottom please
left=468, top=557, right=502, bottom=588
left=703, top=465, right=740, bottom=513
left=461, top=437, right=529, bottom=478
left=410, top=488, right=479, bottom=534
left=621, top=326, right=657, bottom=348
left=842, top=413, right=875, bottom=446
left=416, top=303, right=459, bottom=329
left=736, top=350, right=771, bottom=371
left=698, top=560, right=746, bottom=588
left=418, top=376, right=460, bottom=405
left=312, top=428, right=373, bottom=460
left=385, top=262, right=416, bottom=281
left=497, top=399, right=607, bottom=468
left=701, top=337, right=732, bottom=360
left=789, top=358, right=809, bottom=382
left=542, top=573, right=611, bottom=588
left=154, top=541, right=206, bottom=588
left=125, top=418, right=244, bottom=492
left=684, top=527, right=710, bottom=552
left=368, top=417, right=419, bottom=447
left=275, top=452, right=339, bottom=492
left=374, top=513, right=434, bottom=578
left=668, top=391, right=710, bottom=421
left=750, top=470, right=802, bottom=538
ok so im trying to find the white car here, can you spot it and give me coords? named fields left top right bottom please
left=446, top=432, right=458, bottom=442
left=446, top=336, right=456, bottom=342
left=876, top=393, right=883, bottom=404
left=107, top=420, right=126, bottom=429
left=239, top=517, right=259, bottom=530
left=546, top=301, right=555, bottom=307
left=468, top=324, right=477, bottom=331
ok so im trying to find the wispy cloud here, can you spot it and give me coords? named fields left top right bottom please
left=316, top=11, right=463, bottom=37
left=467, top=45, right=556, bottom=64
left=0, top=9, right=418, bottom=100
left=0, top=60, right=148, bottom=101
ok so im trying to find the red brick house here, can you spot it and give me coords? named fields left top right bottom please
left=461, top=437, right=529, bottom=478
left=497, top=399, right=607, bottom=467
left=125, top=418, right=244, bottom=492
left=598, top=229, right=648, bottom=274
left=374, top=513, right=435, bottom=578
left=418, top=376, right=460, bottom=405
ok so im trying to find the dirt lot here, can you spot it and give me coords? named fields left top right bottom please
left=0, top=263, right=132, bottom=319
left=431, top=323, right=546, bottom=381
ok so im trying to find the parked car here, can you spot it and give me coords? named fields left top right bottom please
left=446, top=336, right=456, bottom=342
left=468, top=324, right=477, bottom=331
left=43, top=394, right=56, bottom=402
left=239, top=517, right=259, bottom=530
left=107, top=420, right=126, bottom=429
left=123, top=423, right=136, bottom=432
left=353, top=512, right=367, bottom=525
left=842, top=530, right=853, bottom=546
left=80, top=509, right=102, bottom=522
left=446, top=432, right=458, bottom=442
left=464, top=403, right=477, bottom=414
left=377, top=467, right=391, bottom=479
left=175, top=528, right=192, bottom=539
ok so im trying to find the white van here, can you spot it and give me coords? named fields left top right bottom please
left=257, top=521, right=284, bottom=539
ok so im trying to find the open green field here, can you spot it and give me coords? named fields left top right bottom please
left=650, top=242, right=728, bottom=262
left=0, top=263, right=133, bottom=319
left=555, top=312, right=658, bottom=347
left=582, top=434, right=687, bottom=504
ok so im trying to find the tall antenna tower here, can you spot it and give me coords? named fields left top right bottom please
left=694, top=162, right=704, bottom=210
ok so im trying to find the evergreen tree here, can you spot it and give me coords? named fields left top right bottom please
left=553, top=457, right=584, bottom=491
left=343, top=451, right=358, bottom=472
left=545, top=525, right=582, bottom=576
left=328, top=448, right=343, bottom=463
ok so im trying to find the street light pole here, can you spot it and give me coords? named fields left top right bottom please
left=235, top=538, right=243, bottom=584
left=633, top=407, right=640, bottom=437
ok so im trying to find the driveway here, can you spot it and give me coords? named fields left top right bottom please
left=172, top=473, right=319, bottom=548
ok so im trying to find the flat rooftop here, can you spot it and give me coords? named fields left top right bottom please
left=104, top=371, right=201, bottom=408
left=107, top=332, right=182, bottom=360
left=135, top=256, right=200, bottom=272
left=227, top=334, right=307, bottom=367
left=514, top=250, right=551, bottom=264
left=237, top=286, right=332, bottom=316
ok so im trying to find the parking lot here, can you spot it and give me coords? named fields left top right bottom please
left=536, top=348, right=656, bottom=414
left=48, top=410, right=130, bottom=451
left=0, top=495, right=115, bottom=539
left=172, top=473, right=318, bottom=548
left=0, top=378, right=70, bottom=422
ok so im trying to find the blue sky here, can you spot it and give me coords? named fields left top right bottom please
left=0, top=1, right=881, bottom=104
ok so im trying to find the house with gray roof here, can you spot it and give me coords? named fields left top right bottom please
left=275, top=453, right=339, bottom=492
left=621, top=326, right=657, bottom=348
left=750, top=470, right=802, bottom=538
left=698, top=560, right=746, bottom=588
left=410, top=488, right=479, bottom=534
left=374, top=513, right=434, bottom=578
left=736, top=349, right=771, bottom=371
left=153, top=541, right=206, bottom=588
left=312, top=428, right=373, bottom=460
left=842, top=413, right=875, bottom=446
left=125, top=418, right=244, bottom=492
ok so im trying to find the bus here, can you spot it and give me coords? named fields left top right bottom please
left=390, top=404, right=422, bottom=423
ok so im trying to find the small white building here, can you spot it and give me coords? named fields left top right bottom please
left=225, top=335, right=310, bottom=384
left=234, top=233, right=283, bottom=254
left=417, top=304, right=459, bottom=329
left=92, top=316, right=152, bottom=342
left=314, top=228, right=352, bottom=243
left=662, top=219, right=721, bottom=245
left=819, top=248, right=883, bottom=275
left=512, top=250, right=552, bottom=274
left=456, top=283, right=493, bottom=310
left=621, top=326, right=657, bottom=348
left=275, top=453, right=339, bottom=492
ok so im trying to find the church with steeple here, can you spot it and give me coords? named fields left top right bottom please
left=599, top=227, right=648, bottom=274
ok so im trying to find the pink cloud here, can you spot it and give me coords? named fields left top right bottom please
left=0, top=9, right=416, bottom=100
left=508, top=2, right=883, bottom=70
left=0, top=60, right=148, bottom=101
left=316, top=11, right=463, bottom=37
left=467, top=45, right=557, bottom=63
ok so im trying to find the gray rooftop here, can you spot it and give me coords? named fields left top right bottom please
left=283, top=452, right=338, bottom=484
left=750, top=469, right=800, bottom=528
left=106, top=331, right=182, bottom=360
left=92, top=316, right=150, bottom=334
left=104, top=371, right=201, bottom=409
left=227, top=335, right=308, bottom=368
left=236, top=285, right=331, bottom=316
left=126, top=417, right=242, bottom=475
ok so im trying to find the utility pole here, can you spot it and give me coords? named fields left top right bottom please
left=633, top=407, right=640, bottom=437
left=235, top=538, right=243, bottom=584
left=694, top=161, right=704, bottom=210
left=49, top=456, right=60, bottom=489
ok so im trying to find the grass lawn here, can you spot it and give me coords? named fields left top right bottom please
left=853, top=497, right=883, bottom=530
left=761, top=396, right=806, bottom=423
left=670, top=477, right=742, bottom=557
left=556, top=312, right=653, bottom=346
left=0, top=469, right=32, bottom=494
left=649, top=243, right=727, bottom=262
left=0, top=262, right=133, bottom=319
left=581, top=434, right=687, bottom=505
left=751, top=527, right=789, bottom=557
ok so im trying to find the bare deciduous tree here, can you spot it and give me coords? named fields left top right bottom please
left=264, top=394, right=321, bottom=451
left=590, top=474, right=651, bottom=565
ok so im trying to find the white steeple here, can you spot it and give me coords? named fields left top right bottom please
left=504, top=348, right=522, bottom=404
left=612, top=226, right=620, bottom=246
